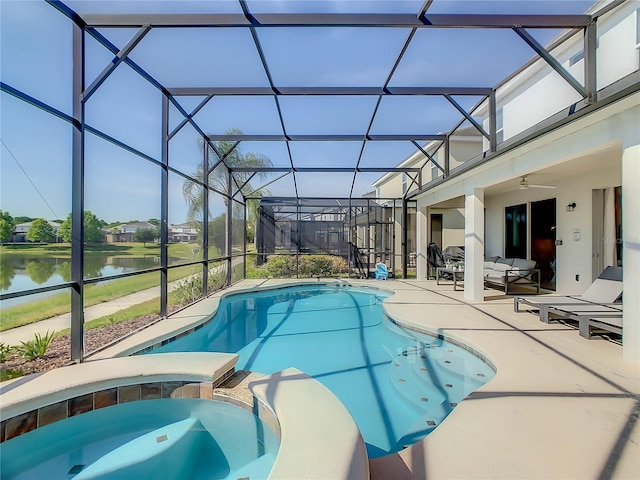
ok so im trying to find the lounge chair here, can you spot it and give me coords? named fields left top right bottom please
left=579, top=315, right=623, bottom=339
left=375, top=263, right=388, bottom=280
left=513, top=266, right=622, bottom=323
left=540, top=303, right=622, bottom=324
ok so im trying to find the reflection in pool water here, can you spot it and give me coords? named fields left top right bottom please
left=154, top=285, right=496, bottom=457
left=0, top=253, right=172, bottom=307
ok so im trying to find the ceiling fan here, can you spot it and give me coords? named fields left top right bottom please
left=502, top=175, right=556, bottom=192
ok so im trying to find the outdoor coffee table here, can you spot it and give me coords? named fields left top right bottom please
left=436, top=267, right=465, bottom=291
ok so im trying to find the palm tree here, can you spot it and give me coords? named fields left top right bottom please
left=182, top=127, right=273, bottom=223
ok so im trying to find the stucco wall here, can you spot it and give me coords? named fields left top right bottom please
left=485, top=163, right=622, bottom=294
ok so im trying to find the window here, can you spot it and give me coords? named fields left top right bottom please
left=505, top=203, right=527, bottom=259
left=402, top=173, right=408, bottom=194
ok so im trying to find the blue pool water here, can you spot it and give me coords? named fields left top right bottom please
left=1, top=399, right=279, bottom=480
left=155, top=285, right=496, bottom=457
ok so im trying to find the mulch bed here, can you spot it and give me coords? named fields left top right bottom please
left=2, top=313, right=170, bottom=377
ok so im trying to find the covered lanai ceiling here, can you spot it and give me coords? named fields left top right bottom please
left=54, top=0, right=603, bottom=202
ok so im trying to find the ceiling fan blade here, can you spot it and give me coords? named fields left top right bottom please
left=502, top=186, right=520, bottom=192
left=528, top=184, right=556, bottom=189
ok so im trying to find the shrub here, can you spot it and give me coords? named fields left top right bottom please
left=0, top=368, right=25, bottom=381
left=18, top=331, right=55, bottom=360
left=298, top=255, right=333, bottom=277
left=0, top=342, right=15, bottom=362
left=172, top=271, right=225, bottom=306
left=263, top=254, right=348, bottom=278
left=329, top=256, right=348, bottom=274
left=263, top=255, right=297, bottom=277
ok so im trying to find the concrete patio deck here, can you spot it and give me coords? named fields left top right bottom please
left=371, top=279, right=639, bottom=479
left=92, top=278, right=639, bottom=479
left=3, top=278, right=639, bottom=479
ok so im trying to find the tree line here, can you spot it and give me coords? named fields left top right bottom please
left=0, top=210, right=158, bottom=244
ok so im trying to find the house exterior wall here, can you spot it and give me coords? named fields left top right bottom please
left=375, top=135, right=483, bottom=197
left=416, top=93, right=638, bottom=292
left=482, top=2, right=639, bottom=149
left=373, top=135, right=482, bottom=263
left=596, top=5, right=639, bottom=89
left=485, top=162, right=622, bottom=294
left=428, top=207, right=466, bottom=249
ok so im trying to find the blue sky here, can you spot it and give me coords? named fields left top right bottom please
left=1, top=0, right=594, bottom=224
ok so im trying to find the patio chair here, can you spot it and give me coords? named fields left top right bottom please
left=513, top=266, right=622, bottom=323
left=375, top=262, right=389, bottom=280
left=540, top=303, right=622, bottom=324
left=579, top=315, right=623, bottom=339
left=427, top=242, right=445, bottom=279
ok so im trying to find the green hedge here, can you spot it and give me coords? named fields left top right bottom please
left=260, top=254, right=347, bottom=278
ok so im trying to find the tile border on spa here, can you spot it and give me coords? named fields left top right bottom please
left=0, top=367, right=236, bottom=443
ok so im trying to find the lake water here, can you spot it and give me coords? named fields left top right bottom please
left=0, top=253, right=163, bottom=308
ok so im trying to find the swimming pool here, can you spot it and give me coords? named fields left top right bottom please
left=1, top=398, right=280, bottom=480
left=154, top=284, right=495, bottom=457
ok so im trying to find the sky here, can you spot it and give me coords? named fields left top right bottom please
left=0, top=0, right=595, bottom=224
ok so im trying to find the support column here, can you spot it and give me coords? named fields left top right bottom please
left=70, top=22, right=85, bottom=362
left=416, top=206, right=428, bottom=279
left=160, top=96, right=169, bottom=317
left=401, top=198, right=408, bottom=278
left=464, top=187, right=485, bottom=302
left=584, top=20, right=597, bottom=104
left=202, top=141, right=209, bottom=295
left=226, top=170, right=233, bottom=285
left=622, top=144, right=640, bottom=364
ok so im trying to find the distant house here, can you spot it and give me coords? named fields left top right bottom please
left=12, top=220, right=61, bottom=243
left=169, top=222, right=198, bottom=243
left=105, top=221, right=157, bottom=243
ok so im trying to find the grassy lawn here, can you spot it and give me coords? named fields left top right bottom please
left=0, top=264, right=200, bottom=331
left=54, top=296, right=166, bottom=338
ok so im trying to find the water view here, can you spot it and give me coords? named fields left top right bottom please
left=0, top=253, right=164, bottom=307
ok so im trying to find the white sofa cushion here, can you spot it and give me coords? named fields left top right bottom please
left=512, top=258, right=535, bottom=270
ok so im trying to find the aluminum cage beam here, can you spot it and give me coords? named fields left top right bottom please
left=80, top=13, right=592, bottom=29
left=167, top=87, right=494, bottom=96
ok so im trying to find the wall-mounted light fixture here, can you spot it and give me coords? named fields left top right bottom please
left=566, top=202, right=576, bottom=212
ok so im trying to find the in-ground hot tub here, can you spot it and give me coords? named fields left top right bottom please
left=1, top=397, right=280, bottom=480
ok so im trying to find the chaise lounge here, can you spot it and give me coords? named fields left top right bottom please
left=513, top=266, right=623, bottom=323
left=546, top=303, right=623, bottom=339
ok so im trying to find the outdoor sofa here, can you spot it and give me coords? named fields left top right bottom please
left=484, top=256, right=540, bottom=294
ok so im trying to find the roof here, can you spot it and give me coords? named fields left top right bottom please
left=118, top=221, right=156, bottom=229
left=14, top=221, right=61, bottom=228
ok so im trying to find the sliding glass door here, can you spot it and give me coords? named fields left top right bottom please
left=531, top=199, right=556, bottom=291
left=505, top=204, right=527, bottom=259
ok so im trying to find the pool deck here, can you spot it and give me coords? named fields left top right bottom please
left=372, top=279, right=640, bottom=480
left=3, top=278, right=639, bottom=479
